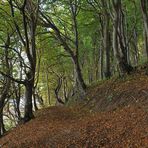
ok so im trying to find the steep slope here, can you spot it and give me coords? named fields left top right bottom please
left=86, top=70, right=148, bottom=112
left=0, top=71, right=148, bottom=148
left=0, top=106, right=147, bottom=148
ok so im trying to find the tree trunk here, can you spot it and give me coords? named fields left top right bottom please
left=54, top=77, right=65, bottom=105
left=104, top=13, right=111, bottom=78
left=144, top=30, right=148, bottom=59
left=140, top=0, right=148, bottom=37
left=16, top=97, right=21, bottom=121
left=0, top=100, right=6, bottom=137
left=24, top=79, right=34, bottom=122
left=46, top=72, right=51, bottom=105
left=112, top=0, right=133, bottom=76
left=72, top=55, right=86, bottom=95
left=141, top=0, right=148, bottom=59
left=33, top=94, right=38, bottom=111
left=132, top=28, right=139, bottom=65
left=63, top=78, right=68, bottom=103
left=100, top=45, right=104, bottom=80
left=0, top=113, right=5, bottom=137
left=88, top=68, right=93, bottom=84
left=0, top=35, right=11, bottom=136
left=0, top=77, right=10, bottom=136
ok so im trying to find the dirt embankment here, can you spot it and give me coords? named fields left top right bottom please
left=86, top=71, right=148, bottom=112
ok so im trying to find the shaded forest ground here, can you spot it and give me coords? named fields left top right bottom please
left=0, top=68, right=148, bottom=147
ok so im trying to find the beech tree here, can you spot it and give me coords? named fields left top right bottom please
left=140, top=0, right=148, bottom=59
left=0, top=0, right=40, bottom=122
left=40, top=0, right=86, bottom=96
left=111, top=0, right=133, bottom=75
left=9, top=0, right=40, bottom=121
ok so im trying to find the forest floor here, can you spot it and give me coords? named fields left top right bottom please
left=0, top=68, right=148, bottom=148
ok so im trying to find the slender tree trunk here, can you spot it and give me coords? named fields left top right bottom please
left=33, top=92, right=38, bottom=111
left=100, top=45, right=104, bottom=80
left=72, top=55, right=86, bottom=94
left=143, top=29, right=148, bottom=59
left=63, top=78, right=68, bottom=103
left=132, top=28, right=139, bottom=65
left=100, top=0, right=111, bottom=78
left=0, top=113, right=5, bottom=137
left=104, top=14, right=111, bottom=78
left=46, top=72, right=51, bottom=105
left=16, top=96, right=21, bottom=120
left=55, top=77, right=65, bottom=105
left=13, top=82, right=21, bottom=121
left=112, top=5, right=120, bottom=73
left=24, top=78, right=34, bottom=122
left=70, top=1, right=86, bottom=94
left=88, top=68, right=93, bottom=84
left=0, top=101, right=6, bottom=137
left=0, top=35, right=11, bottom=136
